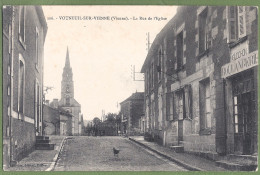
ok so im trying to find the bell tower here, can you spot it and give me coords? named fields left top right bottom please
left=61, top=47, right=74, bottom=105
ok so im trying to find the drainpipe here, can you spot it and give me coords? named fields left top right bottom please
left=223, top=78, right=227, bottom=155
left=9, top=6, right=15, bottom=165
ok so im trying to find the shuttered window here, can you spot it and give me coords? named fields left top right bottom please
left=227, top=6, right=247, bottom=43
left=166, top=92, right=174, bottom=121
left=175, top=90, right=185, bottom=120
left=199, top=79, right=211, bottom=130
left=19, top=60, right=25, bottom=114
left=176, top=31, right=184, bottom=70
left=238, top=6, right=246, bottom=38
left=19, top=6, right=25, bottom=42
left=198, top=8, right=208, bottom=54
left=36, top=27, right=39, bottom=67
left=228, top=6, right=237, bottom=42
left=184, top=85, right=192, bottom=119
left=158, top=49, right=162, bottom=80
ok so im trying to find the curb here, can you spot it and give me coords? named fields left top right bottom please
left=215, top=161, right=258, bottom=171
left=45, top=137, right=67, bottom=171
left=129, top=137, right=204, bottom=171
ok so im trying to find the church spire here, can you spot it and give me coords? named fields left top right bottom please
left=65, top=46, right=70, bottom=67
left=61, top=46, right=74, bottom=99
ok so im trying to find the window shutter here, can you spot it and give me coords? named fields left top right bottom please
left=189, top=85, right=193, bottom=119
left=227, top=6, right=237, bottom=43
left=169, top=93, right=174, bottom=121
left=184, top=85, right=192, bottom=119
left=177, top=91, right=184, bottom=120
left=237, top=6, right=246, bottom=39
left=166, top=92, right=174, bottom=121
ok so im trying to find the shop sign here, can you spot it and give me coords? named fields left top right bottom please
left=230, top=42, right=249, bottom=62
left=221, top=51, right=258, bottom=78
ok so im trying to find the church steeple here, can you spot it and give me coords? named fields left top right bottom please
left=65, top=46, right=70, bottom=68
left=61, top=47, right=74, bottom=100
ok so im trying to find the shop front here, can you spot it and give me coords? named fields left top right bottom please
left=222, top=48, right=258, bottom=155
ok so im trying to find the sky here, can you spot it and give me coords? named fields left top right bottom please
left=42, top=6, right=177, bottom=121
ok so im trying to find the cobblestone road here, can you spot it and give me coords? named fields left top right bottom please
left=54, top=136, right=188, bottom=171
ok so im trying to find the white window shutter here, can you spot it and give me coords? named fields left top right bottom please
left=237, top=6, right=246, bottom=39
left=227, top=6, right=237, bottom=43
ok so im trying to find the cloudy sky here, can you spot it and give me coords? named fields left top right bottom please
left=42, top=6, right=177, bottom=121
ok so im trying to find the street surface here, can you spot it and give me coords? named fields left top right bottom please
left=54, top=136, right=187, bottom=171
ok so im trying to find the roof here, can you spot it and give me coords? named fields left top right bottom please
left=58, top=106, right=73, bottom=117
left=120, top=92, right=144, bottom=105
left=35, top=6, right=48, bottom=42
left=141, top=6, right=186, bottom=73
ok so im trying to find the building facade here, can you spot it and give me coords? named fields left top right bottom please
left=43, top=104, right=60, bottom=135
left=141, top=6, right=258, bottom=156
left=43, top=104, right=73, bottom=136
left=3, top=6, right=48, bottom=168
left=59, top=108, right=73, bottom=136
left=58, top=47, right=82, bottom=136
left=120, top=92, right=145, bottom=136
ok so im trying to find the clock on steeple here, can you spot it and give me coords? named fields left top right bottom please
left=66, top=85, right=70, bottom=92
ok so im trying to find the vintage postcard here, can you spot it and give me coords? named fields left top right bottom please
left=2, top=4, right=258, bottom=172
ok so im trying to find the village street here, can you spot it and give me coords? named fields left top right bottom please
left=54, top=136, right=187, bottom=171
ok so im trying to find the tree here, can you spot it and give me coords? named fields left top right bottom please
left=92, top=117, right=101, bottom=136
left=93, top=117, right=101, bottom=125
left=105, top=113, right=116, bottom=122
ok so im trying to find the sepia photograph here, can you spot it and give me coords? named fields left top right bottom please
left=2, top=4, right=258, bottom=172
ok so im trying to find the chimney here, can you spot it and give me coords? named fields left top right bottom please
left=52, top=98, right=59, bottom=108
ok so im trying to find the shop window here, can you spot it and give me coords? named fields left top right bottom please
left=199, top=79, right=211, bottom=133
left=198, top=7, right=208, bottom=54
left=233, top=96, right=241, bottom=133
left=227, top=6, right=247, bottom=43
left=176, top=31, right=184, bottom=70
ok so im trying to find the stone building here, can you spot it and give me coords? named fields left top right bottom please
left=141, top=6, right=258, bottom=157
left=42, top=104, right=73, bottom=136
left=120, top=92, right=145, bottom=135
left=58, top=47, right=82, bottom=136
left=3, top=6, right=48, bottom=168
left=59, top=108, right=73, bottom=136
left=43, top=104, right=60, bottom=135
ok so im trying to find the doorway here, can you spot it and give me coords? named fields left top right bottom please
left=233, top=93, right=253, bottom=155
left=232, top=70, right=254, bottom=155
left=178, top=120, right=183, bottom=145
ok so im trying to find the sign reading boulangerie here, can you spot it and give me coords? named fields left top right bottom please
left=221, top=50, right=258, bottom=78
